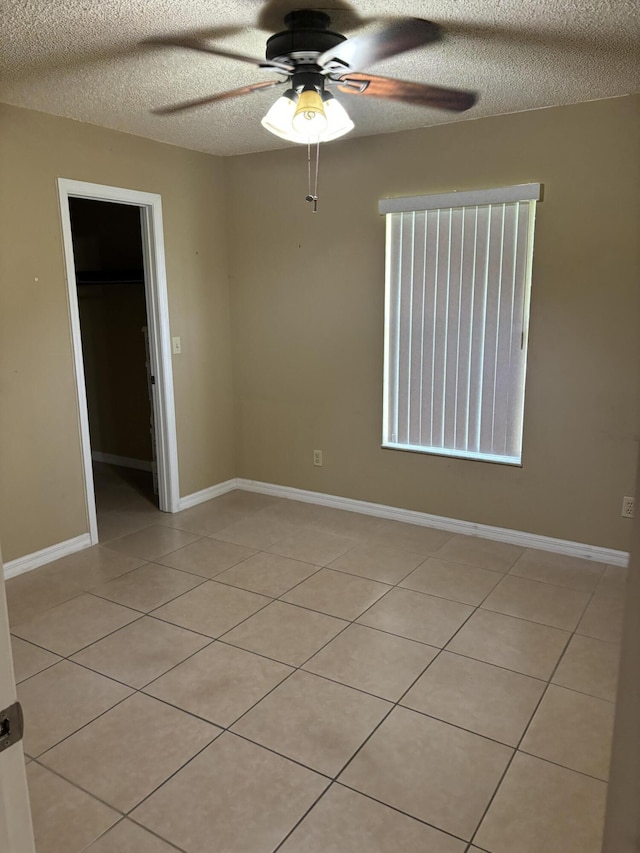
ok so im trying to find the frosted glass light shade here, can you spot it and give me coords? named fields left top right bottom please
left=261, top=90, right=354, bottom=144
left=321, top=94, right=355, bottom=141
left=260, top=92, right=300, bottom=141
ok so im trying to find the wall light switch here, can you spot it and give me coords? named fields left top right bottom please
left=172, top=336, right=182, bottom=354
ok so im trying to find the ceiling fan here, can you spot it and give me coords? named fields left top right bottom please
left=149, top=9, right=478, bottom=145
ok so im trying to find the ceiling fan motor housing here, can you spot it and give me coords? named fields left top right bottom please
left=265, top=9, right=346, bottom=74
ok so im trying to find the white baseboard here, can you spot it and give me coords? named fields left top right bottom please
left=92, top=451, right=153, bottom=472
left=3, top=534, right=92, bottom=580
left=5, top=479, right=628, bottom=581
left=178, top=479, right=238, bottom=511
left=236, top=479, right=629, bottom=567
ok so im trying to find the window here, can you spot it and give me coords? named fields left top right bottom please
left=380, top=184, right=539, bottom=465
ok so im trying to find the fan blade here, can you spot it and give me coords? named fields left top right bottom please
left=153, top=80, right=284, bottom=115
left=337, top=73, right=477, bottom=111
left=320, top=18, right=442, bottom=72
left=145, top=38, right=294, bottom=74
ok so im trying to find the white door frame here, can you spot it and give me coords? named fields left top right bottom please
left=0, top=542, right=36, bottom=852
left=57, top=179, right=180, bottom=542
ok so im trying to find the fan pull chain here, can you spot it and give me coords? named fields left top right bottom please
left=305, top=141, right=320, bottom=213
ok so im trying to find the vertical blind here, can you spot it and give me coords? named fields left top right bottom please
left=381, top=185, right=539, bottom=465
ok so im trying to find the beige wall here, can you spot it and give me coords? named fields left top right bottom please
left=0, top=104, right=235, bottom=562
left=228, top=95, right=640, bottom=551
left=1, top=96, right=638, bottom=564
left=603, top=455, right=640, bottom=852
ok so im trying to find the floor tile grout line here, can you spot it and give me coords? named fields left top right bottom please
left=15, top=608, right=220, bottom=689
left=100, top=523, right=199, bottom=554
left=121, top=724, right=226, bottom=816
left=13, top=598, right=147, bottom=650
left=30, top=756, right=130, bottom=822
left=36, top=720, right=224, bottom=827
left=7, top=589, right=91, bottom=631
left=124, top=816, right=191, bottom=853
left=134, top=583, right=420, bottom=794
left=32, top=708, right=473, bottom=853
left=324, top=554, right=430, bottom=587
left=270, top=779, right=336, bottom=852
left=15, top=564, right=612, bottom=721
left=215, top=603, right=366, bottom=731
left=30, top=688, right=136, bottom=762
left=208, top=526, right=359, bottom=568
left=333, top=780, right=473, bottom=848
left=14, top=657, right=62, bottom=686
left=97, top=521, right=158, bottom=546
left=85, top=567, right=211, bottom=611
left=220, top=558, right=329, bottom=601
left=392, top=701, right=535, bottom=752
left=78, top=813, right=190, bottom=853
left=69, top=565, right=587, bottom=701
left=125, top=726, right=333, bottom=826
left=13, top=613, right=148, bottom=680
left=507, top=566, right=607, bottom=595
left=154, top=544, right=261, bottom=578
left=466, top=625, right=575, bottom=847
left=12, top=486, right=620, bottom=851
left=515, top=747, right=612, bottom=783
left=11, top=522, right=597, bottom=629
left=137, top=628, right=563, bottom=754
left=148, top=579, right=276, bottom=631
left=71, top=632, right=218, bottom=693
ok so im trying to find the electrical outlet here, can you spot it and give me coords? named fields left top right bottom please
left=622, top=496, right=635, bottom=519
left=313, top=450, right=323, bottom=467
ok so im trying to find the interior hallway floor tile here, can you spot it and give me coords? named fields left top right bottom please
left=39, top=692, right=220, bottom=812
left=144, top=641, right=293, bottom=726
left=7, top=473, right=623, bottom=853
left=104, top=524, right=201, bottom=561
left=131, top=733, right=328, bottom=853
left=84, top=819, right=180, bottom=852
left=232, top=669, right=391, bottom=777
left=281, top=568, right=390, bottom=621
left=221, top=599, right=348, bottom=665
left=215, top=550, right=320, bottom=597
left=474, top=752, right=607, bottom=853
left=11, top=593, right=140, bottom=657
left=303, top=622, right=438, bottom=701
left=357, top=586, right=473, bottom=647
left=90, top=562, right=206, bottom=612
left=278, top=783, right=467, bottom=852
left=339, top=705, right=512, bottom=841
left=11, top=635, right=61, bottom=683
left=71, top=615, right=210, bottom=688
left=152, top=579, right=269, bottom=637
left=155, top=536, right=255, bottom=577
left=18, top=660, right=133, bottom=757
left=27, top=763, right=119, bottom=853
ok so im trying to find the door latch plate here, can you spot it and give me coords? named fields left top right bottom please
left=0, top=701, right=24, bottom=754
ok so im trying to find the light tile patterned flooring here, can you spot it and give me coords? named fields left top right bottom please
left=6, top=464, right=626, bottom=853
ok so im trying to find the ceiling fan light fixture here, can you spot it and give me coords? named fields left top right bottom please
left=261, top=89, right=354, bottom=145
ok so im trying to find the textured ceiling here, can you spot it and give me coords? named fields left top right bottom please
left=2, top=0, right=639, bottom=156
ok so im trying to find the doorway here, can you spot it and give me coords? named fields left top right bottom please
left=58, top=180, right=179, bottom=544
left=70, top=196, right=157, bottom=517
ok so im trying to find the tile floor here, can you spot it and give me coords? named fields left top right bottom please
left=6, top=464, right=626, bottom=853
